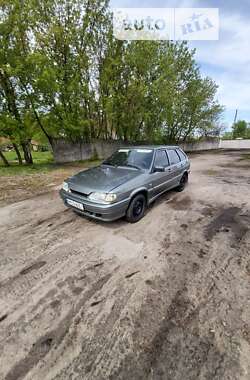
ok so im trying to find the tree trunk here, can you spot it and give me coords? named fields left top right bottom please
left=21, top=140, right=33, bottom=164
left=21, top=81, right=54, bottom=147
left=0, top=150, right=10, bottom=166
left=13, top=143, right=23, bottom=165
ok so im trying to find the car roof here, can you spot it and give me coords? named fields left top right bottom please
left=120, top=145, right=179, bottom=150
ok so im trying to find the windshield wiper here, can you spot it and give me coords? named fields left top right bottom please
left=102, top=162, right=115, bottom=167
left=122, top=164, right=141, bottom=170
left=103, top=162, right=141, bottom=170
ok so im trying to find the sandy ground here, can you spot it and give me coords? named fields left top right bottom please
left=0, top=150, right=250, bottom=380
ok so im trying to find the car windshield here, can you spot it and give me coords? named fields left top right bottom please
left=103, top=148, right=154, bottom=170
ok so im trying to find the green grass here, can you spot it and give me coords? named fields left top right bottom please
left=0, top=150, right=55, bottom=176
left=0, top=150, right=101, bottom=176
left=0, top=163, right=56, bottom=176
left=3, top=150, right=53, bottom=164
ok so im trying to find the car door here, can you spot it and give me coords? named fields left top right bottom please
left=166, top=149, right=183, bottom=187
left=150, top=149, right=171, bottom=197
left=176, top=148, right=189, bottom=171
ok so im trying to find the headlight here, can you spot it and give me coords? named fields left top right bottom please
left=105, top=193, right=117, bottom=203
left=88, top=192, right=117, bottom=203
left=62, top=181, right=70, bottom=192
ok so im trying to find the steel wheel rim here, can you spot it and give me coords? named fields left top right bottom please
left=133, top=199, right=143, bottom=217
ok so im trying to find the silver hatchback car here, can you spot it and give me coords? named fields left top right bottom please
left=60, top=146, right=190, bottom=223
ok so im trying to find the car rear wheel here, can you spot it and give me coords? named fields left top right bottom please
left=126, top=194, right=146, bottom=223
left=176, top=172, right=188, bottom=192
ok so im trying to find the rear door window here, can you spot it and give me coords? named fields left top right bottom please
left=176, top=149, right=187, bottom=161
left=167, top=149, right=181, bottom=165
left=154, top=150, right=169, bottom=167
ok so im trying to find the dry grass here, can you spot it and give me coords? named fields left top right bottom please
left=0, top=160, right=100, bottom=206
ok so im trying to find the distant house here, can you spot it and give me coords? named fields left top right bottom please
left=31, top=140, right=50, bottom=152
left=31, top=140, right=40, bottom=151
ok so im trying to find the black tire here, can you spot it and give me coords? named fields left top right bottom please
left=176, top=172, right=188, bottom=192
left=126, top=194, right=146, bottom=223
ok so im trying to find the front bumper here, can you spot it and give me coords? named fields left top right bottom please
left=59, top=189, right=130, bottom=222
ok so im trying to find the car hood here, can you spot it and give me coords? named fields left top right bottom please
left=68, top=165, right=142, bottom=194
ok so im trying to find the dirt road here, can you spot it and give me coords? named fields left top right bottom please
left=0, top=150, right=250, bottom=380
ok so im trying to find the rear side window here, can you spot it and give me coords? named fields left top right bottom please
left=177, top=149, right=187, bottom=161
left=167, top=150, right=181, bottom=165
left=154, top=150, right=169, bottom=167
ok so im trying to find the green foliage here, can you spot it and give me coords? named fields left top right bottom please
left=222, top=131, right=233, bottom=140
left=2, top=150, right=52, bottom=163
left=0, top=0, right=224, bottom=150
left=0, top=150, right=100, bottom=176
left=232, top=120, right=250, bottom=139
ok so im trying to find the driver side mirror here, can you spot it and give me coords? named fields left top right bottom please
left=153, top=166, right=165, bottom=173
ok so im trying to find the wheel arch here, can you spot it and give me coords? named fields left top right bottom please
left=129, top=188, right=149, bottom=206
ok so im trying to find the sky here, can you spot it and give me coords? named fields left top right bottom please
left=111, top=0, right=250, bottom=129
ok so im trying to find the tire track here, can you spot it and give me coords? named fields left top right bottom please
left=4, top=272, right=113, bottom=380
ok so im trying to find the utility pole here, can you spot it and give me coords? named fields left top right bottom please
left=233, top=109, right=238, bottom=125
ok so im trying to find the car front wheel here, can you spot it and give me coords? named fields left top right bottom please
left=126, top=194, right=146, bottom=223
left=176, top=172, right=188, bottom=192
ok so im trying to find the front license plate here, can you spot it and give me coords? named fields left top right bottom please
left=66, top=199, right=84, bottom=211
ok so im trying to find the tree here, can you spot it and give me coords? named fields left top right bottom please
left=0, top=113, right=23, bottom=164
left=153, top=44, right=223, bottom=143
left=98, top=40, right=223, bottom=143
left=28, top=0, right=110, bottom=142
left=0, top=148, right=9, bottom=166
left=232, top=120, right=248, bottom=139
left=0, top=0, right=34, bottom=163
left=0, top=0, right=224, bottom=154
left=222, top=131, right=233, bottom=140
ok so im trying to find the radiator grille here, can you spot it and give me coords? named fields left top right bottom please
left=70, top=189, right=88, bottom=198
